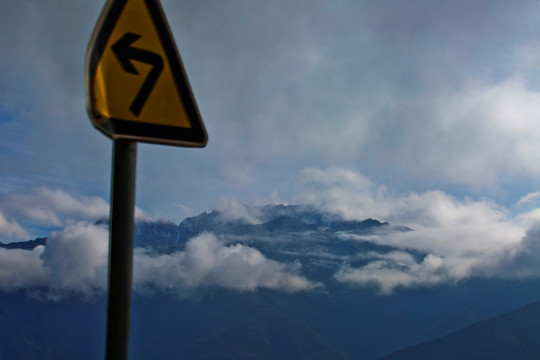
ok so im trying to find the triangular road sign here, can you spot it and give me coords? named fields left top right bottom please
left=86, top=0, right=207, bottom=147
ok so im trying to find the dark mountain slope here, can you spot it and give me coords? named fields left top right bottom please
left=2, top=279, right=540, bottom=359
left=130, top=290, right=349, bottom=360
left=378, top=301, right=540, bottom=360
left=0, top=293, right=106, bottom=360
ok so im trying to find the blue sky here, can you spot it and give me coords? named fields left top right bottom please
left=3, top=0, right=540, bottom=296
left=0, top=1, right=540, bottom=242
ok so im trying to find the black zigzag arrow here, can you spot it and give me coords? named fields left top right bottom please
left=112, top=32, right=164, bottom=117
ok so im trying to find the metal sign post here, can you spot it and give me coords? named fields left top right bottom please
left=86, top=0, right=208, bottom=359
left=106, top=139, right=137, bottom=359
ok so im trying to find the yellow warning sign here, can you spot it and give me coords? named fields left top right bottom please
left=86, top=0, right=207, bottom=147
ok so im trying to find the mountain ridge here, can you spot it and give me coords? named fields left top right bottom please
left=3, top=204, right=412, bottom=253
left=0, top=237, right=46, bottom=251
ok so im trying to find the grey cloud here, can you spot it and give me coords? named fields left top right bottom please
left=496, top=223, right=540, bottom=279
left=0, top=1, right=109, bottom=190
left=2, top=0, right=540, bottom=219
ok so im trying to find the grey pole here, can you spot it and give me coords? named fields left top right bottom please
left=106, top=139, right=137, bottom=360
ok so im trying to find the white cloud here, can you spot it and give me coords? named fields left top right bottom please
left=298, top=167, right=538, bottom=293
left=134, top=232, right=318, bottom=296
left=296, top=167, right=508, bottom=228
left=41, top=222, right=109, bottom=299
left=335, top=223, right=523, bottom=294
left=0, top=211, right=30, bottom=240
left=0, top=221, right=317, bottom=299
left=0, top=187, right=152, bottom=242
left=405, top=77, right=540, bottom=186
left=0, top=221, right=110, bottom=298
left=0, top=246, right=48, bottom=292
left=336, top=252, right=446, bottom=295
left=215, top=198, right=262, bottom=225
left=1, top=187, right=109, bottom=226
left=295, top=167, right=381, bottom=221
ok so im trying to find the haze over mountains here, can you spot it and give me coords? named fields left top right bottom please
left=2, top=204, right=540, bottom=359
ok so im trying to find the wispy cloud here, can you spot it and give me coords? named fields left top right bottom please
left=0, top=187, right=153, bottom=242
left=1, top=187, right=109, bottom=227
left=336, top=252, right=446, bottom=295
left=215, top=198, right=262, bottom=225
left=517, top=191, right=540, bottom=206
left=0, top=211, right=30, bottom=240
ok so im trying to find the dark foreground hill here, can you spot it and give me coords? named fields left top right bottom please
left=2, top=281, right=540, bottom=360
left=379, top=301, right=540, bottom=360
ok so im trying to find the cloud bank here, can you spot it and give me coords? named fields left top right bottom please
left=4, top=168, right=540, bottom=297
left=297, top=167, right=540, bottom=294
left=0, top=222, right=316, bottom=300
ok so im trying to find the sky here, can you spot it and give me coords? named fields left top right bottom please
left=3, top=0, right=540, bottom=297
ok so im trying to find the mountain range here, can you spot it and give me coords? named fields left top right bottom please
left=2, top=204, right=540, bottom=359
left=132, top=204, right=411, bottom=250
